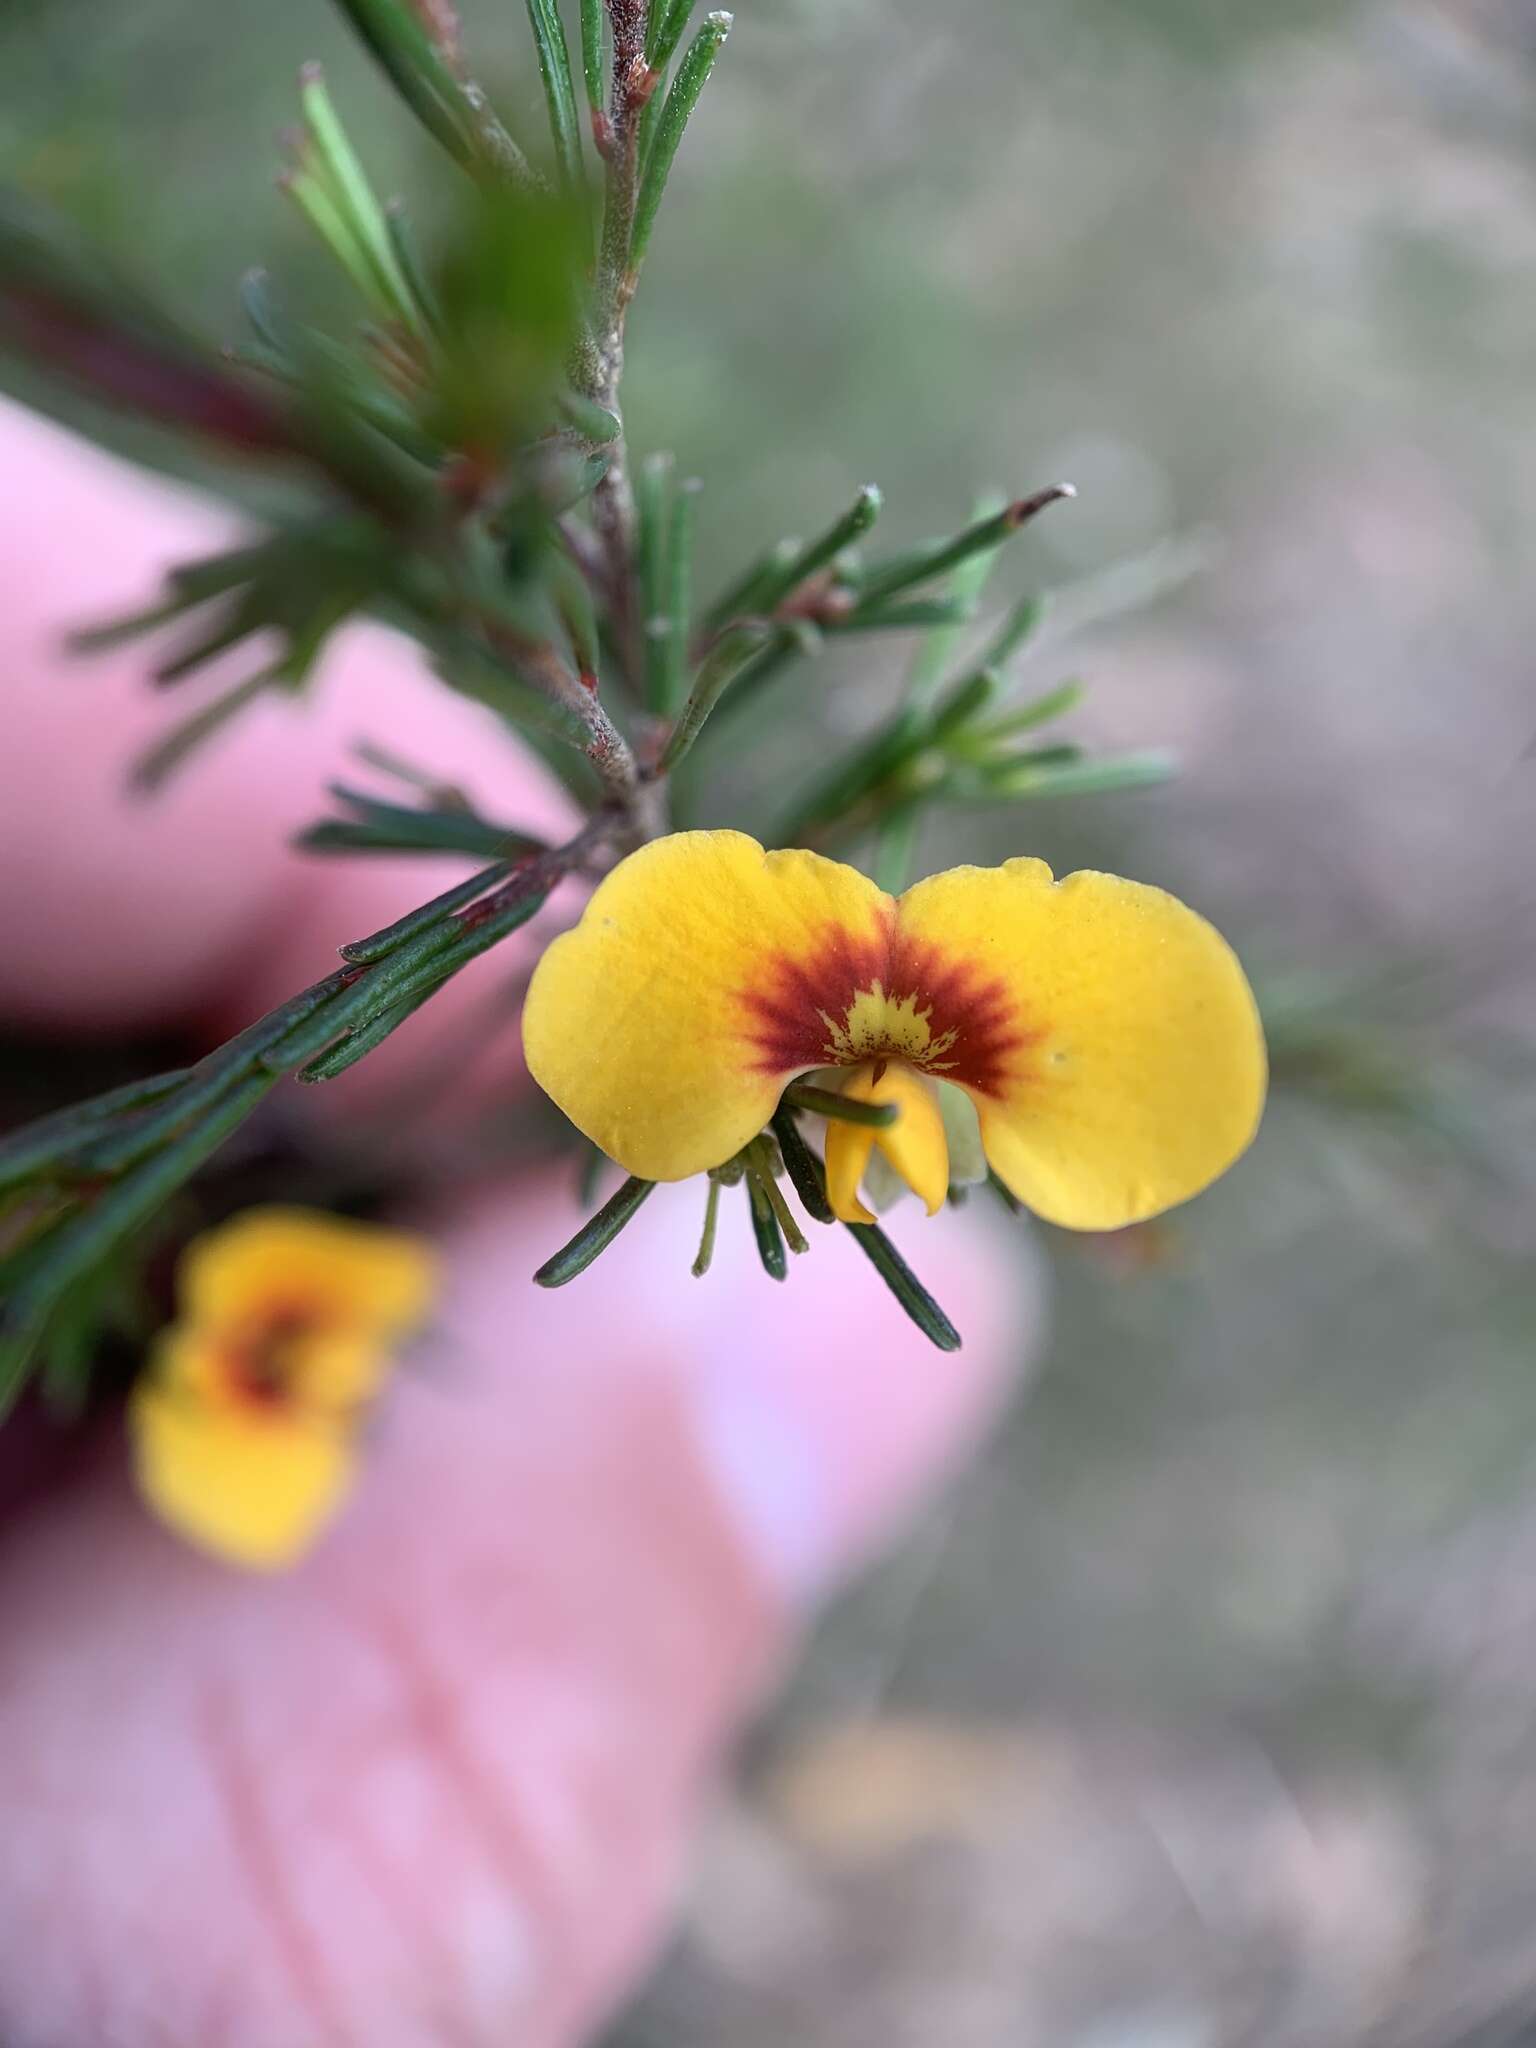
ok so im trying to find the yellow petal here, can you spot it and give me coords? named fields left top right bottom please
left=824, top=1120, right=877, bottom=1226
left=895, top=859, right=1266, bottom=1230
left=522, top=831, right=894, bottom=1180
left=180, top=1207, right=437, bottom=1340
left=163, top=1321, right=390, bottom=1417
left=824, top=1063, right=950, bottom=1225
left=128, top=1372, right=354, bottom=1571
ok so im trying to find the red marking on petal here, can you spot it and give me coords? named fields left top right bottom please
left=885, top=928, right=1037, bottom=1097
left=214, top=1301, right=326, bottom=1413
left=738, top=912, right=1036, bottom=1096
left=738, top=913, right=892, bottom=1073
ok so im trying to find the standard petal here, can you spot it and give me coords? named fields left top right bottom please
left=127, top=1380, right=354, bottom=1570
left=895, top=859, right=1266, bottom=1229
left=179, top=1207, right=438, bottom=1338
left=522, top=831, right=894, bottom=1181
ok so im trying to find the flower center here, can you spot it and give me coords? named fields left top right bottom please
left=818, top=981, right=959, bottom=1074
left=218, top=1303, right=320, bottom=1410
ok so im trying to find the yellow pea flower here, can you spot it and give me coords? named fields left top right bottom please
left=522, top=830, right=1266, bottom=1231
left=128, top=1208, right=436, bottom=1571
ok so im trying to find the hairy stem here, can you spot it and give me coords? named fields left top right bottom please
left=491, top=627, right=662, bottom=840
left=579, top=0, right=654, bottom=688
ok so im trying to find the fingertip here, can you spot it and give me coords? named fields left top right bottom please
left=0, top=401, right=578, bottom=1078
left=683, top=1197, right=1047, bottom=1598
left=464, top=1176, right=1047, bottom=1603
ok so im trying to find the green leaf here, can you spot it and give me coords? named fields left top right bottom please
left=901, top=491, right=1007, bottom=708
left=341, top=860, right=509, bottom=963
left=977, top=591, right=1049, bottom=671
left=767, top=1104, right=963, bottom=1350
left=739, top=483, right=882, bottom=620
left=981, top=748, right=1175, bottom=801
left=746, top=1172, right=787, bottom=1281
left=0, top=1072, right=278, bottom=1419
left=580, top=0, right=605, bottom=113
left=658, top=620, right=773, bottom=771
left=384, top=201, right=444, bottom=338
left=691, top=1175, right=722, bottom=1278
left=328, top=0, right=529, bottom=179
left=843, top=1221, right=962, bottom=1352
left=704, top=536, right=801, bottom=630
left=262, top=864, right=556, bottom=1080
left=524, top=0, right=585, bottom=193
left=74, top=1055, right=279, bottom=1177
left=555, top=389, right=622, bottom=443
left=927, top=666, right=1000, bottom=744
left=630, top=12, right=733, bottom=279
left=0, top=1067, right=194, bottom=1194
left=973, top=677, right=1084, bottom=742
left=769, top=1109, right=836, bottom=1226
left=132, top=668, right=285, bottom=794
left=638, top=0, right=703, bottom=167
left=647, top=0, right=699, bottom=66
left=746, top=1138, right=809, bottom=1255
left=294, top=817, right=504, bottom=859
left=831, top=597, right=975, bottom=633
left=296, top=785, right=545, bottom=861
left=533, top=1174, right=656, bottom=1286
left=771, top=707, right=926, bottom=845
left=296, top=64, right=420, bottom=330
left=549, top=549, right=601, bottom=681
left=258, top=922, right=468, bottom=1072
left=857, top=485, right=1074, bottom=608
left=297, top=981, right=445, bottom=1081
left=284, top=164, right=398, bottom=310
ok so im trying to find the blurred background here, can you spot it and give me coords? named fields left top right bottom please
left=3, top=0, right=1536, bottom=2041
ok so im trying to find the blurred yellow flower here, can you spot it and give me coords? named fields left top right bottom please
left=128, top=1208, right=436, bottom=1571
left=523, top=830, right=1266, bottom=1230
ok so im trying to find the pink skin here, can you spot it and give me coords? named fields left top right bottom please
left=0, top=406, right=1039, bottom=2048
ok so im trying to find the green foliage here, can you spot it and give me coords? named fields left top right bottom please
left=0, top=0, right=1270, bottom=1387
left=533, top=1174, right=657, bottom=1286
left=0, top=854, right=568, bottom=1411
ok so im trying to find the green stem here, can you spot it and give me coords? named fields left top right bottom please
left=783, top=1082, right=898, bottom=1128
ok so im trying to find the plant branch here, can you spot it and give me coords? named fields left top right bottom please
left=576, top=0, right=656, bottom=690
left=486, top=625, right=661, bottom=839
